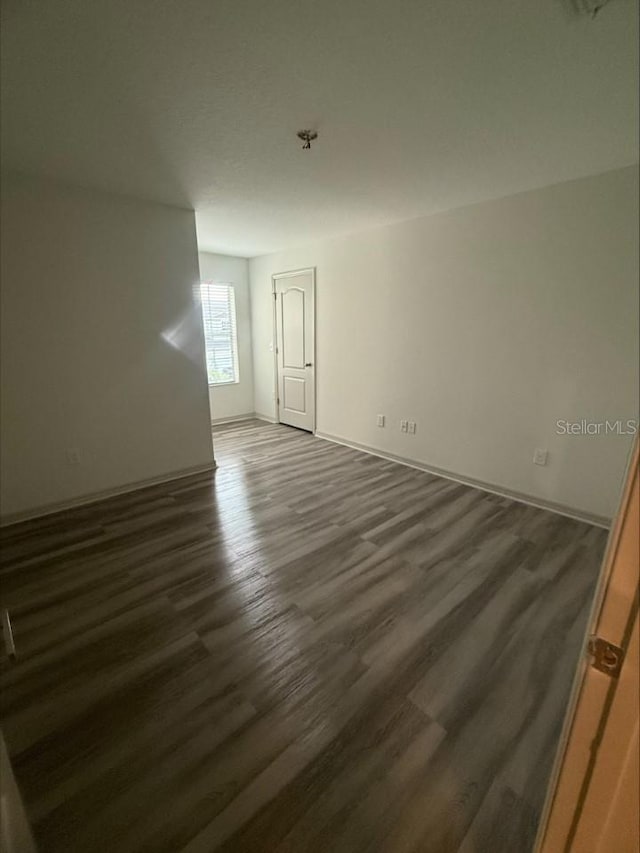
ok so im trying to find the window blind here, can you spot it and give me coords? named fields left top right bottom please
left=200, top=283, right=239, bottom=385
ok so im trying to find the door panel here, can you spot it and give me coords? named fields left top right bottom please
left=281, top=288, right=305, bottom=368
left=274, top=270, right=315, bottom=432
left=283, top=376, right=306, bottom=413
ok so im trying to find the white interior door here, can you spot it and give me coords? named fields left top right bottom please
left=274, top=269, right=315, bottom=432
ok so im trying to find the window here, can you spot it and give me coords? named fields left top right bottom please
left=200, top=283, right=239, bottom=385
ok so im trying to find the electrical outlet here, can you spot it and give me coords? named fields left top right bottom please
left=408, top=421, right=416, bottom=434
left=400, top=420, right=408, bottom=433
left=65, top=448, right=82, bottom=466
left=533, top=448, right=548, bottom=466
left=376, top=414, right=385, bottom=427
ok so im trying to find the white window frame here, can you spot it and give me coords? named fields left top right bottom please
left=200, top=282, right=240, bottom=386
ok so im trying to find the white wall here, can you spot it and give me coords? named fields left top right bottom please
left=250, top=166, right=639, bottom=521
left=0, top=174, right=214, bottom=520
left=198, top=252, right=254, bottom=421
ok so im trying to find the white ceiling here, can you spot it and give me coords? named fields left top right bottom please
left=1, top=0, right=638, bottom=257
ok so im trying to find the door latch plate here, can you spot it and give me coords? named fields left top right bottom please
left=588, top=635, right=624, bottom=678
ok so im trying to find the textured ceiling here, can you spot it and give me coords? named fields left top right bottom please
left=1, top=0, right=638, bottom=257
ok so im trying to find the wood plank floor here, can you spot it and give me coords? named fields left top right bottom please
left=0, top=420, right=609, bottom=852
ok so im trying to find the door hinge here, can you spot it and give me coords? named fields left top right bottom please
left=588, top=635, right=624, bottom=678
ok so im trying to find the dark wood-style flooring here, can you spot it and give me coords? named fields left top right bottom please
left=0, top=420, right=608, bottom=852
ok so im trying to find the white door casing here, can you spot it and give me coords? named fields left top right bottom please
left=273, top=269, right=315, bottom=432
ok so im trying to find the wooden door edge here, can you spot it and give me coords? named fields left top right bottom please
left=534, top=437, right=639, bottom=852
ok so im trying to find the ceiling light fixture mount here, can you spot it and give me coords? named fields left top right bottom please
left=572, top=0, right=612, bottom=17
left=297, top=130, right=318, bottom=150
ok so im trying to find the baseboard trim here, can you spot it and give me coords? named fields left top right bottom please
left=0, top=462, right=217, bottom=528
left=211, top=413, right=278, bottom=427
left=315, top=431, right=611, bottom=529
left=210, top=413, right=256, bottom=426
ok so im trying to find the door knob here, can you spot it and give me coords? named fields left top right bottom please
left=305, top=362, right=313, bottom=367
